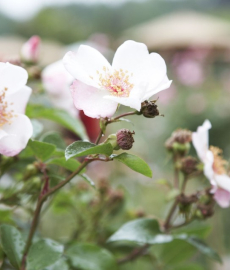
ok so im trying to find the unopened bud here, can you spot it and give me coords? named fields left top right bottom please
left=181, top=156, right=198, bottom=175
left=197, top=204, right=214, bottom=219
left=165, top=129, right=192, bottom=155
left=116, top=129, right=135, bottom=150
left=140, top=100, right=160, bottom=118
left=178, top=194, right=198, bottom=215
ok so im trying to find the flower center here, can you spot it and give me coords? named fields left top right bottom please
left=210, top=146, right=227, bottom=175
left=0, top=88, right=14, bottom=127
left=97, top=67, right=134, bottom=97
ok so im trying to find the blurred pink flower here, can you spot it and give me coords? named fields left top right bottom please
left=192, top=120, right=230, bottom=208
left=0, top=62, right=33, bottom=156
left=42, top=60, right=78, bottom=117
left=63, top=40, right=172, bottom=118
left=172, top=49, right=208, bottom=87
left=21, top=36, right=40, bottom=63
left=42, top=60, right=100, bottom=141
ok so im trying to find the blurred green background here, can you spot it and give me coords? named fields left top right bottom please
left=1, top=0, right=230, bottom=269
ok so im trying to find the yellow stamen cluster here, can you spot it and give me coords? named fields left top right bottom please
left=97, top=67, right=134, bottom=97
left=0, top=88, right=14, bottom=127
left=210, top=146, right=227, bottom=175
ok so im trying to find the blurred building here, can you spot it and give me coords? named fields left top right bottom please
left=120, top=11, right=230, bottom=51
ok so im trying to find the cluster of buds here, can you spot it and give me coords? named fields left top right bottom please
left=165, top=129, right=192, bottom=155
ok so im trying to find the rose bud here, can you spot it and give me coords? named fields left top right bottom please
left=140, top=100, right=160, bottom=118
left=181, top=156, right=198, bottom=175
left=116, top=129, right=135, bottom=150
left=21, top=35, right=40, bottom=63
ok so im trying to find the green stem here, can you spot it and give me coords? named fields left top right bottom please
left=163, top=199, right=178, bottom=231
left=21, top=124, right=105, bottom=269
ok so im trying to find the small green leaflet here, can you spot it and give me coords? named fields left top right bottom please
left=28, top=140, right=56, bottom=161
left=111, top=153, right=152, bottom=178
left=65, top=141, right=113, bottom=160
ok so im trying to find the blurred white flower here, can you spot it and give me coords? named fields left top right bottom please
left=0, top=62, right=33, bottom=156
left=41, top=60, right=78, bottom=117
left=192, top=120, right=230, bottom=208
left=21, top=35, right=40, bottom=63
left=63, top=40, right=172, bottom=118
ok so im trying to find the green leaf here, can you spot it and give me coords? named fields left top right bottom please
left=107, top=218, right=221, bottom=263
left=28, top=140, right=56, bottom=161
left=65, top=141, right=113, bottom=160
left=174, top=221, right=211, bottom=238
left=108, top=218, right=168, bottom=244
left=26, top=104, right=88, bottom=140
left=43, top=258, right=68, bottom=270
left=81, top=173, right=95, bottom=188
left=66, top=243, right=117, bottom=270
left=27, top=239, right=64, bottom=270
left=0, top=224, right=25, bottom=269
left=41, top=132, right=66, bottom=150
left=177, top=235, right=222, bottom=263
left=47, top=157, right=82, bottom=172
left=174, top=264, right=204, bottom=270
left=112, top=153, right=152, bottom=178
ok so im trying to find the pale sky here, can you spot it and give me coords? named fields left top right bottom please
left=0, top=0, right=144, bottom=20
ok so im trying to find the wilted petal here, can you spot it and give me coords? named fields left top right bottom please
left=192, top=120, right=212, bottom=162
left=63, top=46, right=111, bottom=88
left=5, top=86, right=32, bottom=114
left=0, top=63, right=28, bottom=94
left=214, top=188, right=230, bottom=208
left=0, top=114, right=33, bottom=156
left=71, top=80, right=118, bottom=119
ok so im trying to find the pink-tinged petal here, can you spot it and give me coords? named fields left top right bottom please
left=42, top=60, right=73, bottom=96
left=0, top=62, right=28, bottom=94
left=71, top=80, right=118, bottom=119
left=142, top=76, right=172, bottom=101
left=213, top=188, right=230, bottom=208
left=21, top=36, right=40, bottom=63
left=0, top=114, right=33, bottom=156
left=112, top=41, right=167, bottom=98
left=5, top=86, right=32, bottom=114
left=192, top=120, right=212, bottom=162
left=215, top=174, right=230, bottom=193
left=63, top=45, right=111, bottom=88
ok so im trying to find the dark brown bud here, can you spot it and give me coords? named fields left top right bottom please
left=140, top=100, right=160, bottom=118
left=116, top=129, right=135, bottom=150
left=181, top=156, right=198, bottom=175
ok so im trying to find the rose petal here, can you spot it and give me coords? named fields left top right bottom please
left=192, top=119, right=212, bottom=162
left=104, top=95, right=141, bottom=111
left=0, top=62, right=28, bottom=94
left=63, top=46, right=111, bottom=88
left=214, top=188, right=230, bottom=208
left=42, top=60, right=73, bottom=96
left=71, top=80, right=118, bottom=119
left=112, top=41, right=167, bottom=99
left=215, top=174, right=230, bottom=193
left=0, top=114, right=33, bottom=156
left=143, top=76, right=172, bottom=101
left=5, top=86, right=32, bottom=114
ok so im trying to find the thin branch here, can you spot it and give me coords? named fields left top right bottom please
left=117, top=244, right=149, bottom=264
